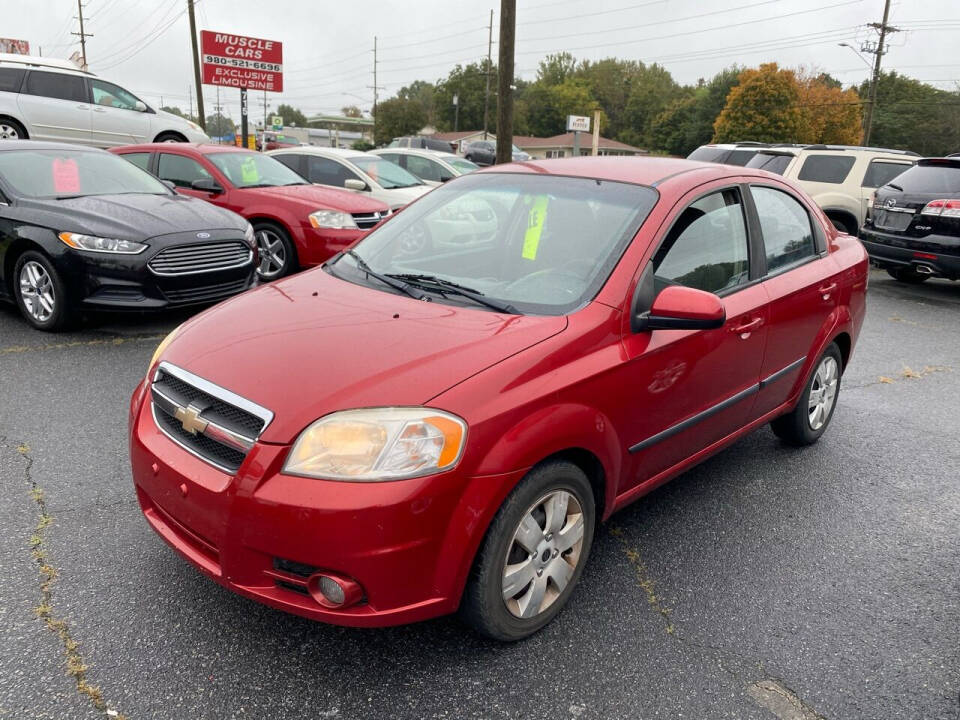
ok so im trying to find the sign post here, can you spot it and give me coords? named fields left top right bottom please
left=567, top=115, right=590, bottom=157
left=240, top=88, right=248, bottom=151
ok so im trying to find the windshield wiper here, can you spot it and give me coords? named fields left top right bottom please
left=342, top=250, right=427, bottom=300
left=387, top=273, right=519, bottom=314
left=242, top=183, right=279, bottom=189
left=885, top=182, right=904, bottom=191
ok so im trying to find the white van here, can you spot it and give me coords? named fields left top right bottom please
left=0, top=53, right=209, bottom=147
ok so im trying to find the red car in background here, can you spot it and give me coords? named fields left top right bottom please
left=110, top=144, right=390, bottom=280
left=130, top=156, right=868, bottom=640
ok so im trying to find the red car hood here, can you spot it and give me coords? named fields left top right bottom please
left=250, top=184, right=387, bottom=213
left=163, top=268, right=567, bottom=444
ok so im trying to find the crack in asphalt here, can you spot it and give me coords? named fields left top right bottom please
left=6, top=439, right=128, bottom=720
left=0, top=333, right=164, bottom=357
left=608, top=524, right=830, bottom=720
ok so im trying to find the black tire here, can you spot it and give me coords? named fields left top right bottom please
left=252, top=221, right=297, bottom=280
left=771, top=343, right=842, bottom=446
left=154, top=131, right=187, bottom=143
left=828, top=215, right=856, bottom=235
left=12, top=250, right=72, bottom=331
left=0, top=117, right=28, bottom=140
left=886, top=267, right=930, bottom=284
left=459, top=460, right=596, bottom=641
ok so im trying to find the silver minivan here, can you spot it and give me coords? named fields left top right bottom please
left=0, top=53, right=209, bottom=147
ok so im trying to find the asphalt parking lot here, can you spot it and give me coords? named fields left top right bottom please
left=1, top=268, right=958, bottom=720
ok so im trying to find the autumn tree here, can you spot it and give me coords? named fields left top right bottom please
left=713, top=63, right=804, bottom=143
left=341, top=105, right=364, bottom=118
left=794, top=74, right=862, bottom=144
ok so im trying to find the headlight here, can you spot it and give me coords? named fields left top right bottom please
left=284, top=408, right=466, bottom=481
left=244, top=223, right=256, bottom=249
left=58, top=232, right=147, bottom=254
left=309, top=210, right=357, bottom=230
left=148, top=324, right=182, bottom=376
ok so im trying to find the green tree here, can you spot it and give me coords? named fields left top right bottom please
left=434, top=61, right=495, bottom=132
left=713, top=63, right=804, bottom=143
left=205, top=113, right=234, bottom=137
left=619, top=63, right=683, bottom=148
left=537, top=52, right=577, bottom=85
left=648, top=94, right=700, bottom=156
left=576, top=58, right=642, bottom=140
left=275, top=104, right=308, bottom=127
left=373, top=96, right=427, bottom=145
left=397, top=80, right=437, bottom=125
left=519, top=78, right=598, bottom=137
left=861, top=71, right=960, bottom=155
left=341, top=105, right=364, bottom=118
left=161, top=105, right=198, bottom=124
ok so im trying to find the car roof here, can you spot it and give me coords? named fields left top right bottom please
left=0, top=53, right=94, bottom=76
left=269, top=146, right=368, bottom=161
left=0, top=140, right=104, bottom=152
left=373, top=148, right=458, bottom=159
left=477, top=155, right=761, bottom=187
left=111, top=143, right=253, bottom=155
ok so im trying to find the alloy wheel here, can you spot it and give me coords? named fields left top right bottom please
left=19, top=261, right=56, bottom=323
left=255, top=229, right=286, bottom=279
left=502, top=490, right=585, bottom=619
left=0, top=123, right=21, bottom=140
left=808, top=355, right=839, bottom=430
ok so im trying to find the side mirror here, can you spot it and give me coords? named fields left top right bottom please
left=344, top=178, right=367, bottom=191
left=135, top=100, right=148, bottom=112
left=440, top=175, right=453, bottom=182
left=634, top=285, right=726, bottom=332
left=190, top=177, right=223, bottom=194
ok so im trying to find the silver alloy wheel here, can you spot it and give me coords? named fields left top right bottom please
left=255, top=229, right=286, bottom=279
left=502, top=490, right=585, bottom=619
left=808, top=355, right=839, bottom=430
left=0, top=123, right=20, bottom=139
left=396, top=225, right=428, bottom=256
left=19, top=261, right=56, bottom=323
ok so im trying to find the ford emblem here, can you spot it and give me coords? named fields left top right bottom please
left=196, top=232, right=211, bottom=239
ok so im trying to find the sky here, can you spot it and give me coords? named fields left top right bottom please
left=12, top=0, right=960, bottom=127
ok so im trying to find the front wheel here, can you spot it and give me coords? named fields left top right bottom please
left=253, top=222, right=297, bottom=280
left=459, top=460, right=595, bottom=641
left=771, top=343, right=842, bottom=446
left=13, top=251, right=72, bottom=331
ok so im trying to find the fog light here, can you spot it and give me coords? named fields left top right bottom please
left=307, top=572, right=364, bottom=609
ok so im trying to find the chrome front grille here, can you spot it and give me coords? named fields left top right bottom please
left=148, top=241, right=252, bottom=276
left=351, top=209, right=391, bottom=230
left=150, top=362, right=273, bottom=473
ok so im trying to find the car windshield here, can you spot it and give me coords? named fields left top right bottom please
left=448, top=158, right=479, bottom=174
left=746, top=153, right=793, bottom=175
left=0, top=148, right=168, bottom=199
left=207, top=151, right=306, bottom=188
left=351, top=156, right=423, bottom=189
left=331, top=172, right=658, bottom=315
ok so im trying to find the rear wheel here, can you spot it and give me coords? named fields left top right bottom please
left=887, top=267, right=930, bottom=284
left=0, top=118, right=27, bottom=140
left=771, top=343, right=842, bottom=446
left=13, top=251, right=72, bottom=331
left=828, top=215, right=856, bottom=235
left=460, top=460, right=595, bottom=641
left=253, top=222, right=296, bottom=280
left=154, top=131, right=187, bottom=143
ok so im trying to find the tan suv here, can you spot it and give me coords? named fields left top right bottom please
left=746, top=145, right=918, bottom=234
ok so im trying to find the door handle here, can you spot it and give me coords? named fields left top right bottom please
left=76, top=104, right=89, bottom=110
left=818, top=282, right=837, bottom=299
left=93, top=107, right=107, bottom=113
left=731, top=317, right=763, bottom=335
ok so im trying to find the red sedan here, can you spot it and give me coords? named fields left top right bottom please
left=110, top=144, right=390, bottom=280
left=130, top=156, right=868, bottom=640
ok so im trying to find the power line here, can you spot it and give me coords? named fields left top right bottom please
left=93, top=0, right=182, bottom=64
left=95, top=4, right=191, bottom=71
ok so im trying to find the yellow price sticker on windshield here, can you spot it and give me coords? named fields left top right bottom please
left=522, top=195, right=549, bottom=260
left=240, top=157, right=259, bottom=184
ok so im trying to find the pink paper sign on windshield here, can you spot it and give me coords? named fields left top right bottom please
left=52, top=158, right=81, bottom=194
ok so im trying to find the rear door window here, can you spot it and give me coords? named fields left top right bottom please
left=752, top=186, right=817, bottom=273
left=272, top=153, right=304, bottom=176
left=862, top=160, right=911, bottom=188
left=0, top=67, right=25, bottom=93
left=405, top=154, right=444, bottom=182
left=797, top=154, right=855, bottom=184
left=307, top=156, right=358, bottom=186
left=23, top=71, right=87, bottom=103
left=157, top=153, right=212, bottom=188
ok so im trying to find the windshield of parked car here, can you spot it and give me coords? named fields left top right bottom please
left=207, top=151, right=307, bottom=188
left=331, top=172, right=657, bottom=315
left=448, top=158, right=479, bottom=174
left=0, top=148, right=168, bottom=199
left=351, top=156, right=424, bottom=189
left=746, top=153, right=793, bottom=175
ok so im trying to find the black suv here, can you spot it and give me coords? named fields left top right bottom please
left=860, top=157, right=960, bottom=283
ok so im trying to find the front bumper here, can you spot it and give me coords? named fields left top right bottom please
left=128, top=379, right=523, bottom=626
left=860, top=227, right=960, bottom=280
left=297, top=226, right=366, bottom=267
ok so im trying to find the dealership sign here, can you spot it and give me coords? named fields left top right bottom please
left=200, top=31, right=283, bottom=92
left=566, top=115, right=590, bottom=132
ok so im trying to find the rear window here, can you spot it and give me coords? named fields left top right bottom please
left=797, top=154, right=855, bottom=184
left=0, top=67, right=25, bottom=93
left=724, top=149, right=757, bottom=166
left=862, top=161, right=911, bottom=189
left=889, top=163, right=960, bottom=194
left=746, top=153, right=793, bottom=175
left=23, top=70, right=87, bottom=103
left=687, top=146, right=728, bottom=163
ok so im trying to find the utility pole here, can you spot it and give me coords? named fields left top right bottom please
left=367, top=37, right=384, bottom=142
left=188, top=85, right=193, bottom=120
left=453, top=93, right=459, bottom=132
left=71, top=0, right=92, bottom=70
left=495, top=0, right=515, bottom=165
left=187, top=0, right=206, bottom=130
left=483, top=9, right=493, bottom=140
left=862, top=0, right=898, bottom=146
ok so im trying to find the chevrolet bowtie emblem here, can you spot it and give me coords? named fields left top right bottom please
left=174, top=404, right=208, bottom=435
